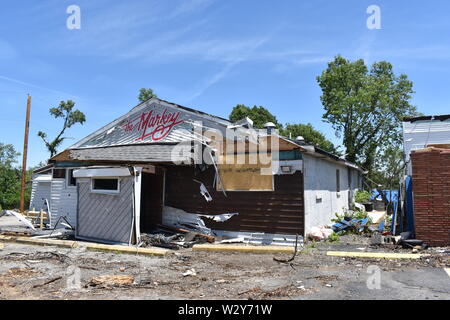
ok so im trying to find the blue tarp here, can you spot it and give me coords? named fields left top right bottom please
left=371, top=189, right=399, bottom=202
left=332, top=218, right=369, bottom=233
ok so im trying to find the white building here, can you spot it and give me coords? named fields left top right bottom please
left=30, top=97, right=363, bottom=244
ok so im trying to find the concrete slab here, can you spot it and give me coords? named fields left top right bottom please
left=326, top=251, right=429, bottom=259
left=193, top=243, right=296, bottom=254
left=445, top=268, right=450, bottom=278
left=0, top=235, right=169, bottom=256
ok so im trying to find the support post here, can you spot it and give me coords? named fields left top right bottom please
left=20, top=95, right=31, bottom=213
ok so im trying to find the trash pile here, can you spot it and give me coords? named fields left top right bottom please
left=1, top=210, right=74, bottom=240
left=307, top=226, right=334, bottom=241
left=370, top=231, right=429, bottom=252
left=331, top=217, right=370, bottom=234
left=139, top=206, right=243, bottom=250
left=307, top=210, right=373, bottom=241
left=140, top=224, right=215, bottom=250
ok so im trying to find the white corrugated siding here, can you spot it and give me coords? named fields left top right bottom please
left=403, top=119, right=450, bottom=174
left=29, top=180, right=51, bottom=211
left=50, top=179, right=77, bottom=228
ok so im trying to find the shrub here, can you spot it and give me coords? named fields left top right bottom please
left=355, top=190, right=371, bottom=204
left=328, top=232, right=340, bottom=242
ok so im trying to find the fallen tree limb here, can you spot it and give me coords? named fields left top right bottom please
left=32, top=276, right=62, bottom=288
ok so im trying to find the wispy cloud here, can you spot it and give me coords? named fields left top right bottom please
left=55, top=0, right=218, bottom=58
left=165, top=0, right=216, bottom=19
left=186, top=33, right=278, bottom=101
left=0, top=75, right=79, bottom=99
left=0, top=39, right=16, bottom=60
left=375, top=45, right=450, bottom=61
left=353, top=31, right=377, bottom=65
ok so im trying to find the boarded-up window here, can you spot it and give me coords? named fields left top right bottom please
left=52, top=169, right=66, bottom=179
left=217, top=153, right=273, bottom=191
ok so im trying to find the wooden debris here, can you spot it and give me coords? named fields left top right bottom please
left=157, top=224, right=215, bottom=243
left=32, top=276, right=62, bottom=288
left=87, top=275, right=134, bottom=288
left=23, top=209, right=50, bottom=229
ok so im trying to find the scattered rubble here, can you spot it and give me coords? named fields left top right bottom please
left=0, top=236, right=448, bottom=299
left=238, top=285, right=315, bottom=299
left=182, top=269, right=197, bottom=277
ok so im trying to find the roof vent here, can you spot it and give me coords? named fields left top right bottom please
left=295, top=136, right=306, bottom=144
left=263, top=122, right=277, bottom=134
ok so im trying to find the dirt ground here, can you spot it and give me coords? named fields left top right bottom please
left=0, top=234, right=449, bottom=300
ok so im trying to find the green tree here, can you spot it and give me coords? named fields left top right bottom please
left=370, top=146, right=405, bottom=189
left=0, top=143, right=19, bottom=167
left=229, top=104, right=281, bottom=129
left=138, top=88, right=157, bottom=103
left=38, top=100, right=86, bottom=158
left=0, top=144, right=39, bottom=210
left=317, top=55, right=418, bottom=172
left=0, top=144, right=20, bottom=210
left=281, top=123, right=339, bottom=154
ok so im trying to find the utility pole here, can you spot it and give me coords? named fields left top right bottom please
left=19, top=95, right=31, bottom=213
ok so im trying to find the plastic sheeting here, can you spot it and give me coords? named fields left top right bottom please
left=162, top=206, right=238, bottom=235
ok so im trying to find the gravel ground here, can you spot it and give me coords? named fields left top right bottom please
left=0, top=234, right=448, bottom=300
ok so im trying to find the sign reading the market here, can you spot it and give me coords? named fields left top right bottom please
left=122, top=108, right=183, bottom=142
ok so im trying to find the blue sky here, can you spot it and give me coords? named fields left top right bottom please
left=1, top=0, right=449, bottom=167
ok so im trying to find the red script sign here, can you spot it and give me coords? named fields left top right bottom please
left=122, top=108, right=183, bottom=142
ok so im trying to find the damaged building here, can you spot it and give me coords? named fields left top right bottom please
left=402, top=114, right=450, bottom=246
left=30, top=97, right=363, bottom=246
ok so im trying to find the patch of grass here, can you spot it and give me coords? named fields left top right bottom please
left=299, top=241, right=318, bottom=254
left=327, top=232, right=340, bottom=243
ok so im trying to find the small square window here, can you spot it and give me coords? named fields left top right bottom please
left=53, top=168, right=66, bottom=179
left=91, top=178, right=120, bottom=194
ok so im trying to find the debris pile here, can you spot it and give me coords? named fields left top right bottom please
left=307, top=226, right=333, bottom=241
left=238, top=285, right=314, bottom=299
left=371, top=231, right=429, bottom=252
left=140, top=224, right=215, bottom=250
left=331, top=217, right=370, bottom=234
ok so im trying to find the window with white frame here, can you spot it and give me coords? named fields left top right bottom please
left=91, top=178, right=120, bottom=194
